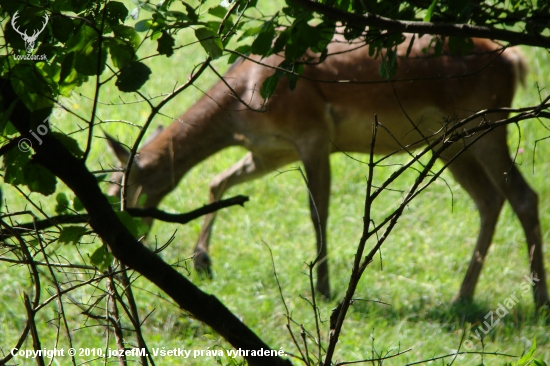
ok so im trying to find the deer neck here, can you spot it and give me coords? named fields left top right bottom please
left=138, top=93, right=237, bottom=201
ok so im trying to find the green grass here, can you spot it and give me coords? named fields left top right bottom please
left=2, top=3, right=550, bottom=365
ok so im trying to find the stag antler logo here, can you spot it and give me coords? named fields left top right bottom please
left=11, top=11, right=49, bottom=54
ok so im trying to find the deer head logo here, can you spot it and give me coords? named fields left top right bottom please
left=11, top=11, right=49, bottom=54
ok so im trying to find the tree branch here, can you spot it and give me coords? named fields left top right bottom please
left=3, top=195, right=249, bottom=238
left=1, top=78, right=291, bottom=366
left=290, top=0, right=550, bottom=48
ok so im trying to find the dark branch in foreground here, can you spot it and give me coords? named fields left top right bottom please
left=290, top=0, right=550, bottom=48
left=2, top=78, right=292, bottom=366
left=2, top=196, right=249, bottom=238
left=128, top=195, right=249, bottom=222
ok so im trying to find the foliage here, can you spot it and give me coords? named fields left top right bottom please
left=505, top=340, right=548, bottom=366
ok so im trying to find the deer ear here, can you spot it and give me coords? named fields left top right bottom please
left=142, top=125, right=164, bottom=148
left=104, top=131, right=130, bottom=166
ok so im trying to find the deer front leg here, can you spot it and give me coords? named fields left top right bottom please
left=299, top=140, right=332, bottom=298
left=194, top=150, right=295, bottom=275
left=446, top=151, right=505, bottom=304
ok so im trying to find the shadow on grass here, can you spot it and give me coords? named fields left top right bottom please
left=347, top=296, right=550, bottom=331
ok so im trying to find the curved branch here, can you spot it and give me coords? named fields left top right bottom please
left=2, top=78, right=292, bottom=366
left=290, top=0, right=550, bottom=48
left=2, top=195, right=249, bottom=238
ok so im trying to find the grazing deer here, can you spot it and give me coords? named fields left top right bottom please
left=107, top=33, right=549, bottom=308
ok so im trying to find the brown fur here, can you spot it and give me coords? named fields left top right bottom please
left=108, top=34, right=548, bottom=307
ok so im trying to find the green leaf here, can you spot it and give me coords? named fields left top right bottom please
left=379, top=49, right=397, bottom=79
left=164, top=11, right=188, bottom=21
left=59, top=52, right=76, bottom=84
left=72, top=0, right=92, bottom=13
left=238, top=26, right=262, bottom=41
left=23, top=162, right=58, bottom=195
left=424, top=0, right=437, bottom=21
left=288, top=63, right=304, bottom=91
left=208, top=5, right=227, bottom=18
left=433, top=36, right=445, bottom=56
left=65, top=25, right=97, bottom=53
left=73, top=196, right=85, bottom=211
left=519, top=338, right=536, bottom=361
left=115, top=61, right=152, bottom=92
left=312, top=22, right=335, bottom=53
left=283, top=19, right=324, bottom=61
left=105, top=1, right=128, bottom=25
left=116, top=211, right=148, bottom=237
left=107, top=195, right=122, bottom=211
left=206, top=21, right=222, bottom=34
left=227, top=45, right=250, bottom=64
left=95, top=173, right=107, bottom=183
left=11, top=64, right=54, bottom=111
left=137, top=193, right=148, bottom=207
left=0, top=101, right=17, bottom=135
left=134, top=219, right=149, bottom=237
left=157, top=31, right=175, bottom=57
left=1, top=122, right=18, bottom=136
left=135, top=19, right=153, bottom=32
left=337, top=0, right=351, bottom=11
left=90, top=245, right=114, bottom=271
left=260, top=73, right=281, bottom=100
left=343, top=24, right=363, bottom=40
left=251, top=21, right=275, bottom=55
left=74, top=40, right=108, bottom=76
left=4, top=148, right=58, bottom=195
left=107, top=40, right=134, bottom=69
left=52, top=0, right=73, bottom=12
left=4, top=118, right=57, bottom=196
left=194, top=28, right=223, bottom=59
left=58, top=226, right=88, bottom=245
left=272, top=29, right=290, bottom=54
left=237, top=0, right=257, bottom=12
left=52, top=132, right=84, bottom=158
left=55, top=192, right=70, bottom=213
left=183, top=2, right=198, bottom=22
left=112, top=25, right=141, bottom=50
left=4, top=148, right=31, bottom=186
left=448, top=36, right=474, bottom=55
left=51, top=16, right=75, bottom=44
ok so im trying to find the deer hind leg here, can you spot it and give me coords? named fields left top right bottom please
left=296, top=138, right=332, bottom=298
left=467, top=127, right=549, bottom=308
left=194, top=150, right=296, bottom=275
left=446, top=150, right=505, bottom=304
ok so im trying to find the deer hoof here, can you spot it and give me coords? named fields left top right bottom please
left=534, top=296, right=550, bottom=311
left=193, top=250, right=213, bottom=278
left=450, top=292, right=473, bottom=307
left=316, top=284, right=331, bottom=299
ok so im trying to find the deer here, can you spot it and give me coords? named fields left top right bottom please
left=11, top=11, right=49, bottom=54
left=107, top=32, right=549, bottom=308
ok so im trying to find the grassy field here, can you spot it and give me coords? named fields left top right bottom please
left=1, top=2, right=550, bottom=365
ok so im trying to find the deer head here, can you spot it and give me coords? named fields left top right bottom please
left=11, top=11, right=49, bottom=54
left=105, top=127, right=168, bottom=209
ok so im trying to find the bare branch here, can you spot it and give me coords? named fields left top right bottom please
left=2, top=195, right=249, bottom=238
